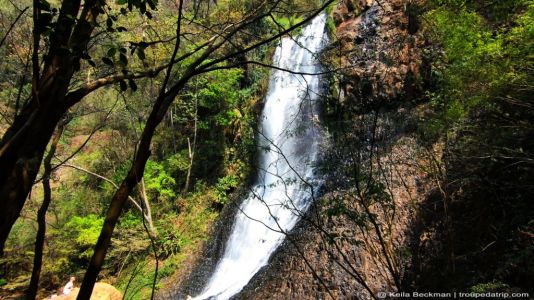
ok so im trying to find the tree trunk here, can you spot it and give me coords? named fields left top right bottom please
left=61, top=163, right=156, bottom=236
left=183, top=96, right=198, bottom=194
left=139, top=179, right=156, bottom=237
left=0, top=0, right=102, bottom=255
left=26, top=123, right=64, bottom=300
left=0, top=105, right=65, bottom=255
left=77, top=88, right=185, bottom=299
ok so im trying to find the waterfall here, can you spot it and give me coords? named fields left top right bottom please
left=194, top=13, right=328, bottom=300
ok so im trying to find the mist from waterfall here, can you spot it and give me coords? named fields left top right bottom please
left=194, top=13, right=328, bottom=300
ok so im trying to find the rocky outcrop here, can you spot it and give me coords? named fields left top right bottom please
left=332, top=0, right=425, bottom=107
left=237, top=109, right=432, bottom=299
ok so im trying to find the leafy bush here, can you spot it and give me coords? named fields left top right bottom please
left=414, top=0, right=534, bottom=292
left=215, top=175, right=240, bottom=205
left=144, top=159, right=177, bottom=201
left=422, top=1, right=534, bottom=140
left=64, top=215, right=104, bottom=260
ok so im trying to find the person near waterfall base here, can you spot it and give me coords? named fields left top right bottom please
left=62, top=276, right=76, bottom=295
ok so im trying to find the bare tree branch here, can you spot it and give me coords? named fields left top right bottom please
left=0, top=6, right=29, bottom=49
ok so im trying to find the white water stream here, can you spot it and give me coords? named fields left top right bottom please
left=194, top=14, right=328, bottom=300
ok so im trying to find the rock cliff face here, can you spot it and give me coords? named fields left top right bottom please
left=332, top=0, right=425, bottom=106
left=238, top=130, right=432, bottom=300
left=235, top=0, right=429, bottom=299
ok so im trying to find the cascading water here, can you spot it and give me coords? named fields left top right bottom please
left=194, top=13, right=328, bottom=300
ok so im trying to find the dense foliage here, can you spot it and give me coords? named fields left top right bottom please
left=414, top=0, right=534, bottom=293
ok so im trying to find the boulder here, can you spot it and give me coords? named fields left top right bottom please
left=51, top=282, right=122, bottom=300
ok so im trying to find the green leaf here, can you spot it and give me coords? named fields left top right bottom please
left=37, top=0, right=52, bottom=11
left=102, top=57, right=114, bottom=66
left=119, top=53, right=128, bottom=66
left=107, top=47, right=117, bottom=57
left=147, top=0, right=157, bottom=10
left=106, top=17, right=113, bottom=28
left=128, top=79, right=138, bottom=91
left=119, top=80, right=128, bottom=91
left=137, top=48, right=146, bottom=60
